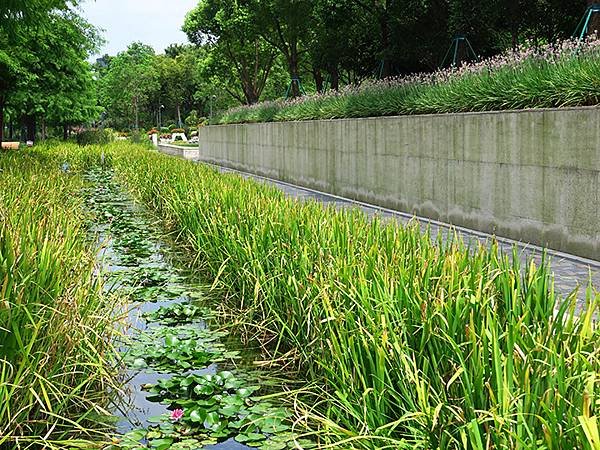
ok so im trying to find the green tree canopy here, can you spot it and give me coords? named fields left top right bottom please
left=99, top=42, right=160, bottom=130
left=184, top=0, right=276, bottom=104
left=1, top=7, right=99, bottom=142
left=0, top=0, right=75, bottom=32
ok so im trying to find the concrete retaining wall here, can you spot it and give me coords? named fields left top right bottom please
left=158, top=143, right=199, bottom=160
left=196, top=107, right=600, bottom=260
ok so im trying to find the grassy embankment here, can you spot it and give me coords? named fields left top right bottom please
left=91, top=143, right=600, bottom=449
left=0, top=147, right=120, bottom=449
left=215, top=40, right=600, bottom=125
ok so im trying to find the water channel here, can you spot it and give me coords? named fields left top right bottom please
left=84, top=167, right=309, bottom=450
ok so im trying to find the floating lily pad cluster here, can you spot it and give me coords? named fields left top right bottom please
left=144, top=303, right=213, bottom=325
left=109, top=265, right=188, bottom=303
left=115, top=417, right=312, bottom=450
left=86, top=168, right=306, bottom=449
left=84, top=170, right=157, bottom=266
left=120, top=371, right=307, bottom=449
left=123, top=325, right=239, bottom=372
left=148, top=371, right=289, bottom=434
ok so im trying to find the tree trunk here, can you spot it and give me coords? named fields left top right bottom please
left=63, top=124, right=68, bottom=140
left=25, top=115, right=36, bottom=143
left=0, top=96, right=4, bottom=145
left=243, top=87, right=259, bottom=105
left=9, top=119, right=14, bottom=140
left=288, top=43, right=301, bottom=97
left=379, top=13, right=391, bottom=78
left=506, top=1, right=520, bottom=50
left=134, top=96, right=139, bottom=130
left=313, top=68, right=324, bottom=93
left=41, top=119, right=47, bottom=141
left=330, top=66, right=340, bottom=91
left=177, top=104, right=182, bottom=128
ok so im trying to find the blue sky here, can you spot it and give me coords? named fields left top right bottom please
left=80, top=0, right=199, bottom=58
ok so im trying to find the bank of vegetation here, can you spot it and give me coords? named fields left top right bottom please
left=214, top=40, right=600, bottom=125
left=0, top=148, right=119, bottom=448
left=98, top=143, right=600, bottom=449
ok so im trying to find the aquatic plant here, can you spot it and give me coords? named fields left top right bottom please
left=24, top=142, right=599, bottom=448
left=170, top=409, right=184, bottom=422
left=144, top=303, right=213, bottom=325
left=123, top=325, right=239, bottom=372
left=142, top=370, right=296, bottom=447
left=104, top=143, right=600, bottom=449
left=81, top=163, right=302, bottom=449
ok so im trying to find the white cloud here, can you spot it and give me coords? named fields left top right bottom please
left=80, top=0, right=199, bottom=57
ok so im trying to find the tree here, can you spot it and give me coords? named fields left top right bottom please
left=192, top=45, right=252, bottom=115
left=446, top=0, right=504, bottom=57
left=0, top=0, right=75, bottom=32
left=95, top=44, right=207, bottom=130
left=309, top=0, right=380, bottom=90
left=156, top=53, right=197, bottom=127
left=176, top=0, right=591, bottom=110
left=99, top=43, right=159, bottom=130
left=250, top=0, right=314, bottom=97
left=4, top=9, right=101, bottom=142
left=528, top=0, right=586, bottom=43
left=346, top=0, right=400, bottom=77
left=0, top=1, right=86, bottom=143
left=0, top=47, right=20, bottom=143
left=184, top=0, right=276, bottom=104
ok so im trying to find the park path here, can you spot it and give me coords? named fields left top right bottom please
left=190, top=158, right=600, bottom=308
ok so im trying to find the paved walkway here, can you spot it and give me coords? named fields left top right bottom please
left=199, top=163, right=600, bottom=307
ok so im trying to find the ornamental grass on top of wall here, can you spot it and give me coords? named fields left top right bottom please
left=215, top=39, right=600, bottom=125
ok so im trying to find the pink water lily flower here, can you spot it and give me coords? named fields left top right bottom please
left=170, top=408, right=184, bottom=422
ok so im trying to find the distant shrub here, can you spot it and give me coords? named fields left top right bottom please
left=174, top=135, right=183, bottom=141
left=76, top=129, right=115, bottom=146
left=185, top=110, right=199, bottom=129
left=160, top=127, right=170, bottom=134
left=130, top=131, right=143, bottom=143
left=167, top=123, right=177, bottom=131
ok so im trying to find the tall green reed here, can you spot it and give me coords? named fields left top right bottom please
left=0, top=148, right=119, bottom=449
left=70, top=143, right=600, bottom=449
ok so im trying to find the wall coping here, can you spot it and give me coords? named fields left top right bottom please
left=158, top=143, right=198, bottom=149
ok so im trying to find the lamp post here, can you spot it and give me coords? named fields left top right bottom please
left=209, top=95, right=216, bottom=118
left=158, top=104, right=165, bottom=129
